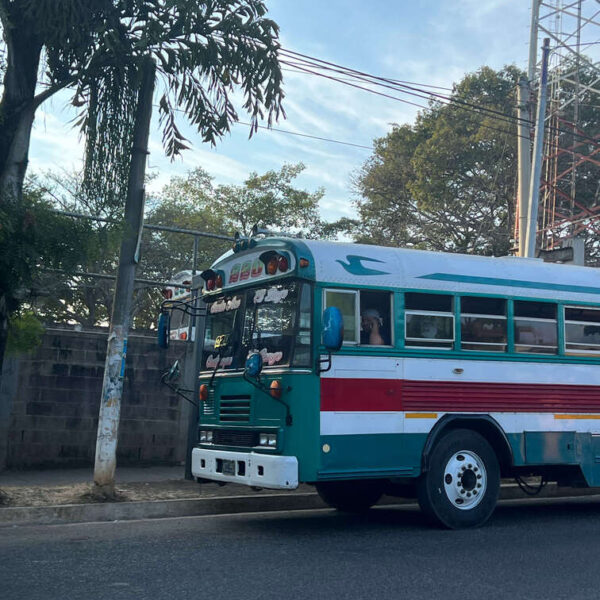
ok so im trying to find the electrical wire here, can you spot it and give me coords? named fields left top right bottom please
left=279, top=47, right=600, bottom=148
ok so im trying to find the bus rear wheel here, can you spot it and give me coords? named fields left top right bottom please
left=418, top=429, right=500, bottom=529
left=316, top=480, right=383, bottom=513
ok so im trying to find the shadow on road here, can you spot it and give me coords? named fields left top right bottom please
left=221, top=495, right=600, bottom=535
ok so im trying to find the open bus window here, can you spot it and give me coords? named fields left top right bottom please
left=514, top=300, right=557, bottom=354
left=359, top=290, right=392, bottom=346
left=460, top=296, right=507, bottom=352
left=405, top=292, right=454, bottom=349
left=564, top=306, right=600, bottom=355
left=324, top=289, right=358, bottom=343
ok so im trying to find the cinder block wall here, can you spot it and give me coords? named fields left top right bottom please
left=2, top=328, right=191, bottom=469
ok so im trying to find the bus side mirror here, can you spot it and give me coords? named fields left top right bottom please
left=322, top=307, right=344, bottom=351
left=245, top=351, right=263, bottom=378
left=165, top=359, right=180, bottom=382
left=157, top=312, right=171, bottom=349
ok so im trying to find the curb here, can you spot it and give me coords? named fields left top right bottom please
left=1, top=483, right=600, bottom=527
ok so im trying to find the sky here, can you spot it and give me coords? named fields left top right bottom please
left=30, top=1, right=538, bottom=225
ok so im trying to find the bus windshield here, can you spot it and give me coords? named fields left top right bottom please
left=202, top=280, right=312, bottom=371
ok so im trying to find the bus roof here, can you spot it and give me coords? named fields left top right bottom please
left=212, top=237, right=600, bottom=304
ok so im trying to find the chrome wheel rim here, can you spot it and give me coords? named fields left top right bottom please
left=443, top=450, right=487, bottom=510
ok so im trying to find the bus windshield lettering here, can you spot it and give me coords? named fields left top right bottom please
left=202, top=281, right=311, bottom=371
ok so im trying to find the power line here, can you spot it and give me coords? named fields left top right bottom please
left=236, top=120, right=374, bottom=150
left=279, top=47, right=600, bottom=148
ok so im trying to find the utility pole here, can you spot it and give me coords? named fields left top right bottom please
left=93, top=57, right=156, bottom=497
left=517, top=77, right=532, bottom=257
left=525, top=38, right=550, bottom=259
left=527, top=0, right=541, bottom=82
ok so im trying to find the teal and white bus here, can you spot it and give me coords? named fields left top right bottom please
left=160, top=234, right=600, bottom=528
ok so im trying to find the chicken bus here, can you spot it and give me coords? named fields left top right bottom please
left=157, top=234, right=600, bottom=528
left=161, top=270, right=194, bottom=341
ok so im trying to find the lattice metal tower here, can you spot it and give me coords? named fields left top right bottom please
left=522, top=0, right=600, bottom=261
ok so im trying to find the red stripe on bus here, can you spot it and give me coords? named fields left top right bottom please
left=320, top=378, right=600, bottom=413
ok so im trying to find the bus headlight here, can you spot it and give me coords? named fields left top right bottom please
left=259, top=433, right=277, bottom=447
left=199, top=430, right=213, bottom=443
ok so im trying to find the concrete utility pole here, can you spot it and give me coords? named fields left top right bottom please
left=94, top=57, right=156, bottom=497
left=517, top=78, right=532, bottom=257
left=525, top=38, right=550, bottom=259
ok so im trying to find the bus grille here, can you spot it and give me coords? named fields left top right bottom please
left=213, top=429, right=259, bottom=447
left=219, top=395, right=251, bottom=423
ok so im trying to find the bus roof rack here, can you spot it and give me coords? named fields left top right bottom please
left=249, top=225, right=303, bottom=239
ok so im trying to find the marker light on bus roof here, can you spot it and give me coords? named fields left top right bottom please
left=266, top=256, right=279, bottom=275
left=215, top=274, right=223, bottom=288
left=299, top=258, right=309, bottom=268
left=278, top=255, right=289, bottom=272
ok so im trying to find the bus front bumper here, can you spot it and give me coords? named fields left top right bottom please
left=191, top=447, right=299, bottom=489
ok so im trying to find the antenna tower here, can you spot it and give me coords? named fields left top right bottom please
left=522, top=0, right=600, bottom=262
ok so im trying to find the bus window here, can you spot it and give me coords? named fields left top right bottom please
left=564, top=306, right=600, bottom=355
left=359, top=290, right=392, bottom=346
left=460, top=296, right=507, bottom=352
left=514, top=301, right=557, bottom=354
left=405, top=293, right=454, bottom=349
left=292, top=283, right=312, bottom=366
left=324, top=289, right=358, bottom=343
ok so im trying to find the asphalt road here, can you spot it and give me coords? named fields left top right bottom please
left=2, top=497, right=600, bottom=600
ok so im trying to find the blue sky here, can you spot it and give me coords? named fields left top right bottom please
left=31, top=1, right=535, bottom=224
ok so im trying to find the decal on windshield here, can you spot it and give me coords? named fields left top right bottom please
left=206, top=354, right=233, bottom=369
left=210, top=296, right=241, bottom=314
left=255, top=347, right=283, bottom=366
left=253, top=287, right=289, bottom=305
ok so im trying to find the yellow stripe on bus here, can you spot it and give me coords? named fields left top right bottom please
left=554, top=414, right=600, bottom=420
left=405, top=413, right=438, bottom=419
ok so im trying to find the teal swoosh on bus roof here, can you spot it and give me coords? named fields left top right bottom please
left=418, top=273, right=600, bottom=295
left=336, top=255, right=390, bottom=276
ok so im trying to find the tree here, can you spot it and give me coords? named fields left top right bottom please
left=0, top=180, right=93, bottom=360
left=353, top=66, right=523, bottom=256
left=133, top=163, right=325, bottom=328
left=213, top=163, right=325, bottom=236
left=29, top=171, right=123, bottom=328
left=0, top=0, right=285, bottom=373
left=353, top=63, right=600, bottom=260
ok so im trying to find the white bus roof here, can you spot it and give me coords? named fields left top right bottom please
left=298, top=239, right=600, bottom=304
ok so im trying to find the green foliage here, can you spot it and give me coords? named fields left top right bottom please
left=29, top=171, right=123, bottom=327
left=70, top=0, right=286, bottom=208
left=133, top=163, right=325, bottom=327
left=214, top=163, right=325, bottom=236
left=0, top=181, right=92, bottom=305
left=354, top=66, right=523, bottom=256
left=6, top=311, right=45, bottom=355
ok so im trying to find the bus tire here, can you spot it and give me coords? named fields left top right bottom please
left=316, top=480, right=383, bottom=513
left=417, top=428, right=500, bottom=529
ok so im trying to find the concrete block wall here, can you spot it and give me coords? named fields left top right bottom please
left=1, top=328, right=191, bottom=469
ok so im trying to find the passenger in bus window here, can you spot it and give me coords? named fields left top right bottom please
left=361, top=308, right=386, bottom=345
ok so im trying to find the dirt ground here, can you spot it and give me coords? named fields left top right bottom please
left=0, top=480, right=315, bottom=508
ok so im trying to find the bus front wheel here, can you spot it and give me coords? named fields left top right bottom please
left=316, top=480, right=383, bottom=513
left=418, top=428, right=500, bottom=529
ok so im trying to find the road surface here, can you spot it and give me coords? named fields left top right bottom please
left=2, top=497, right=600, bottom=599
